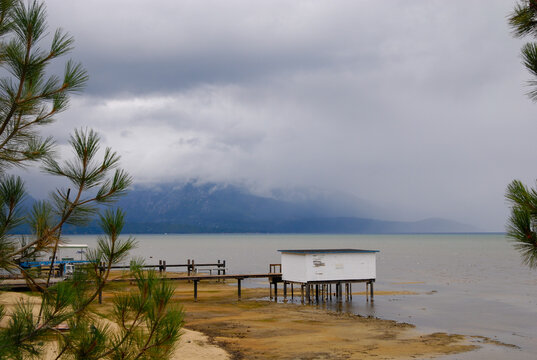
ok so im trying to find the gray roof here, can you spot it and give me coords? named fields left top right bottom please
left=278, top=249, right=379, bottom=254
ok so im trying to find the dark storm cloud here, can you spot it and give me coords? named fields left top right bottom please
left=45, top=0, right=385, bottom=95
left=22, top=0, right=537, bottom=231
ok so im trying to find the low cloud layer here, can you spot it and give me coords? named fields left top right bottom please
left=18, top=0, right=537, bottom=231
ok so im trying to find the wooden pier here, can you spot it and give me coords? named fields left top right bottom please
left=2, top=259, right=374, bottom=304
left=0, top=277, right=64, bottom=289
left=107, top=273, right=283, bottom=303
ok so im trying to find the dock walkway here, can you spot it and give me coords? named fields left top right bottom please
left=107, top=272, right=283, bottom=303
left=1, top=272, right=284, bottom=303
left=0, top=277, right=63, bottom=289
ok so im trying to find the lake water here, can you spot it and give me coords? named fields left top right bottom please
left=66, top=233, right=537, bottom=359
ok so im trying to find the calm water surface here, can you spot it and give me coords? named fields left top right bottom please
left=67, top=233, right=537, bottom=359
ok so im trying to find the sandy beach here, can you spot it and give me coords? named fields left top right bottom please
left=0, top=290, right=230, bottom=360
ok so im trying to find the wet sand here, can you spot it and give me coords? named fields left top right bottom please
left=159, top=278, right=478, bottom=359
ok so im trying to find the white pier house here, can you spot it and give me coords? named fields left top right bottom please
left=277, top=249, right=379, bottom=303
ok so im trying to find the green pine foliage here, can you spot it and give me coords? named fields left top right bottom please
left=0, top=1, right=183, bottom=359
left=506, top=181, right=537, bottom=269
left=510, top=1, right=537, bottom=100
left=507, top=2, right=537, bottom=269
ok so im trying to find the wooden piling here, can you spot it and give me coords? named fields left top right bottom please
left=370, top=281, right=374, bottom=302
left=194, top=280, right=198, bottom=301
left=283, top=282, right=287, bottom=300
left=291, top=283, right=294, bottom=300
left=334, top=283, right=337, bottom=301
left=237, top=278, right=242, bottom=300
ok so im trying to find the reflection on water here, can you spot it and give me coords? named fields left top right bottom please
left=278, top=296, right=377, bottom=315
left=66, top=233, right=537, bottom=359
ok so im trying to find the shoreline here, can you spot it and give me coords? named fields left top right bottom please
left=1, top=275, right=510, bottom=359
left=177, top=282, right=475, bottom=359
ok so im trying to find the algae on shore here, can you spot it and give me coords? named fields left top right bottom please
left=167, top=279, right=478, bottom=359
left=1, top=275, right=479, bottom=359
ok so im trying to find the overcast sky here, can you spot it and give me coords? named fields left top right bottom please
left=15, top=0, right=537, bottom=231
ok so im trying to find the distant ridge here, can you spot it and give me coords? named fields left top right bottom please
left=52, top=182, right=477, bottom=234
left=270, top=217, right=476, bottom=234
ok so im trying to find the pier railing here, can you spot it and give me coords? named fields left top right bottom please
left=103, top=259, right=227, bottom=276
left=11, top=259, right=227, bottom=279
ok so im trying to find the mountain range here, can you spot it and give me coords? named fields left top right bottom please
left=50, top=182, right=477, bottom=234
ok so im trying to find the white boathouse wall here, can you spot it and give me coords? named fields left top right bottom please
left=280, top=250, right=377, bottom=283
left=281, top=253, right=308, bottom=283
